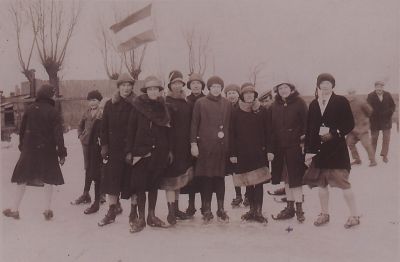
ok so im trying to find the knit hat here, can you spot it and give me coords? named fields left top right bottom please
left=117, top=73, right=135, bottom=86
left=374, top=80, right=385, bottom=87
left=317, top=73, right=335, bottom=88
left=206, top=76, right=224, bottom=89
left=87, top=90, right=103, bottom=101
left=273, top=82, right=296, bottom=93
left=187, top=73, right=205, bottom=90
left=141, top=75, right=164, bottom=93
left=223, top=84, right=240, bottom=95
left=168, top=70, right=185, bottom=89
left=240, top=82, right=258, bottom=99
left=36, top=84, right=55, bottom=100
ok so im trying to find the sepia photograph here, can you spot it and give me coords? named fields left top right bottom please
left=0, top=0, right=399, bottom=261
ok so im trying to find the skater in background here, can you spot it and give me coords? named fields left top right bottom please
left=191, top=76, right=232, bottom=223
left=98, top=73, right=135, bottom=226
left=3, top=84, right=67, bottom=220
left=224, top=84, right=250, bottom=208
left=72, top=90, right=105, bottom=206
left=367, top=81, right=396, bottom=163
left=125, top=76, right=171, bottom=233
left=181, top=73, right=205, bottom=217
left=304, top=73, right=360, bottom=228
left=229, top=83, right=271, bottom=223
left=258, top=90, right=274, bottom=109
left=269, top=82, right=307, bottom=223
left=161, top=71, right=193, bottom=225
left=346, top=88, right=377, bottom=167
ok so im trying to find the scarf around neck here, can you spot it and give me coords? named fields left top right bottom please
left=238, top=99, right=261, bottom=113
left=132, top=94, right=170, bottom=127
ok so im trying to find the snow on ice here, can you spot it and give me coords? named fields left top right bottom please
left=1, top=129, right=399, bottom=262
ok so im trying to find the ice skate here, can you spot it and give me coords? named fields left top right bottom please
left=295, top=202, right=305, bottom=223
left=241, top=210, right=255, bottom=221
left=313, top=213, right=330, bottom=226
left=231, top=195, right=243, bottom=208
left=267, top=187, right=286, bottom=196
left=344, top=216, right=360, bottom=229
left=185, top=206, right=196, bottom=217
left=130, top=217, right=146, bottom=233
left=147, top=213, right=167, bottom=228
left=115, top=202, right=123, bottom=215
left=167, top=202, right=177, bottom=225
left=271, top=201, right=295, bottom=220
left=242, top=196, right=250, bottom=207
left=216, top=209, right=229, bottom=223
left=43, top=210, right=54, bottom=221
left=84, top=201, right=100, bottom=214
left=71, top=192, right=91, bottom=205
left=3, top=209, right=20, bottom=220
left=98, top=204, right=117, bottom=226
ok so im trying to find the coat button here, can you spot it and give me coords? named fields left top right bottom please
left=152, top=145, right=156, bottom=149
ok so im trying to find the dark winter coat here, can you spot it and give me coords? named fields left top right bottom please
left=87, top=118, right=103, bottom=181
left=124, top=94, right=171, bottom=193
left=348, top=96, right=372, bottom=135
left=163, top=96, right=193, bottom=182
left=186, top=93, right=205, bottom=108
left=12, top=97, right=67, bottom=186
left=190, top=94, right=232, bottom=177
left=305, top=93, right=354, bottom=170
left=230, top=100, right=269, bottom=174
left=78, top=109, right=98, bottom=145
left=100, top=91, right=135, bottom=195
left=269, top=91, right=308, bottom=187
left=367, top=91, right=395, bottom=131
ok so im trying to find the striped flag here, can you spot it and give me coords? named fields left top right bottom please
left=110, top=3, right=156, bottom=52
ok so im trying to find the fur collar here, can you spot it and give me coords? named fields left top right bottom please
left=238, top=99, right=261, bottom=113
left=275, top=90, right=300, bottom=105
left=111, top=91, right=136, bottom=105
left=132, top=94, right=170, bottom=127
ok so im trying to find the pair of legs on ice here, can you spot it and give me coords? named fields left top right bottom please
left=72, top=172, right=105, bottom=214
left=371, top=129, right=391, bottom=163
left=201, top=177, right=229, bottom=222
left=165, top=190, right=190, bottom=225
left=232, top=186, right=249, bottom=207
left=241, top=184, right=267, bottom=223
left=3, top=183, right=54, bottom=220
left=273, top=184, right=304, bottom=222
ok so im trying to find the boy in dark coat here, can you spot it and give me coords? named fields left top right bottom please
left=71, top=90, right=104, bottom=206
left=190, top=76, right=232, bottom=223
left=161, top=70, right=193, bottom=225
left=304, top=73, right=360, bottom=228
left=367, top=81, right=396, bottom=163
left=3, top=84, right=67, bottom=220
left=125, top=76, right=171, bottom=233
left=229, top=83, right=271, bottom=223
left=98, top=73, right=135, bottom=226
left=269, top=83, right=307, bottom=222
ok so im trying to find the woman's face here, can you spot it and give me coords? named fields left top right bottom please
left=170, top=81, right=184, bottom=94
left=209, top=84, right=222, bottom=97
left=119, top=82, right=133, bottom=98
left=88, top=99, right=100, bottom=109
left=226, top=90, right=239, bottom=103
left=147, top=86, right=161, bottom=100
left=319, top=81, right=333, bottom=96
left=243, top=92, right=255, bottom=103
left=190, top=81, right=203, bottom=95
left=278, top=84, right=291, bottom=99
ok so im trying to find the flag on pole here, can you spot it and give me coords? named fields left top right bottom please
left=110, top=3, right=156, bottom=52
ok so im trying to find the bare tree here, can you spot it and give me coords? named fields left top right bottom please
left=123, top=44, right=147, bottom=80
left=182, top=26, right=210, bottom=76
left=29, top=0, right=81, bottom=96
left=248, top=62, right=266, bottom=86
left=9, top=0, right=39, bottom=96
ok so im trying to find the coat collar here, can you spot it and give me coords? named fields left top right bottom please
left=132, top=94, right=171, bottom=127
left=111, top=91, right=136, bottom=105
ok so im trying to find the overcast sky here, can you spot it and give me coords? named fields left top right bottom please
left=0, top=0, right=398, bottom=96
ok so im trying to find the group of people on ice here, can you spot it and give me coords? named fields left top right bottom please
left=3, top=70, right=396, bottom=233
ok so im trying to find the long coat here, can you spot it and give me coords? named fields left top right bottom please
left=367, top=91, right=395, bottom=131
left=12, top=98, right=67, bottom=186
left=305, top=93, right=355, bottom=170
left=348, top=96, right=372, bottom=135
left=161, top=96, right=193, bottom=190
left=269, top=91, right=308, bottom=187
left=100, top=92, right=135, bottom=196
left=124, top=94, right=171, bottom=193
left=229, top=101, right=269, bottom=174
left=190, top=94, right=232, bottom=177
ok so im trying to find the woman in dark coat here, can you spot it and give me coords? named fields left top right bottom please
left=190, top=75, right=232, bottom=223
left=229, top=83, right=271, bottom=223
left=269, top=83, right=308, bottom=222
left=180, top=73, right=205, bottom=217
left=124, top=75, right=171, bottom=233
left=3, top=84, right=67, bottom=221
left=160, top=70, right=193, bottom=225
left=304, top=73, right=359, bottom=229
left=98, top=73, right=135, bottom=227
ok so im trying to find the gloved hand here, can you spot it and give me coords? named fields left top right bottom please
left=59, top=157, right=66, bottom=166
left=125, top=153, right=133, bottom=165
left=267, top=153, right=274, bottom=161
left=101, top=145, right=109, bottom=160
left=230, top=157, right=237, bottom=164
left=191, top=143, right=199, bottom=157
